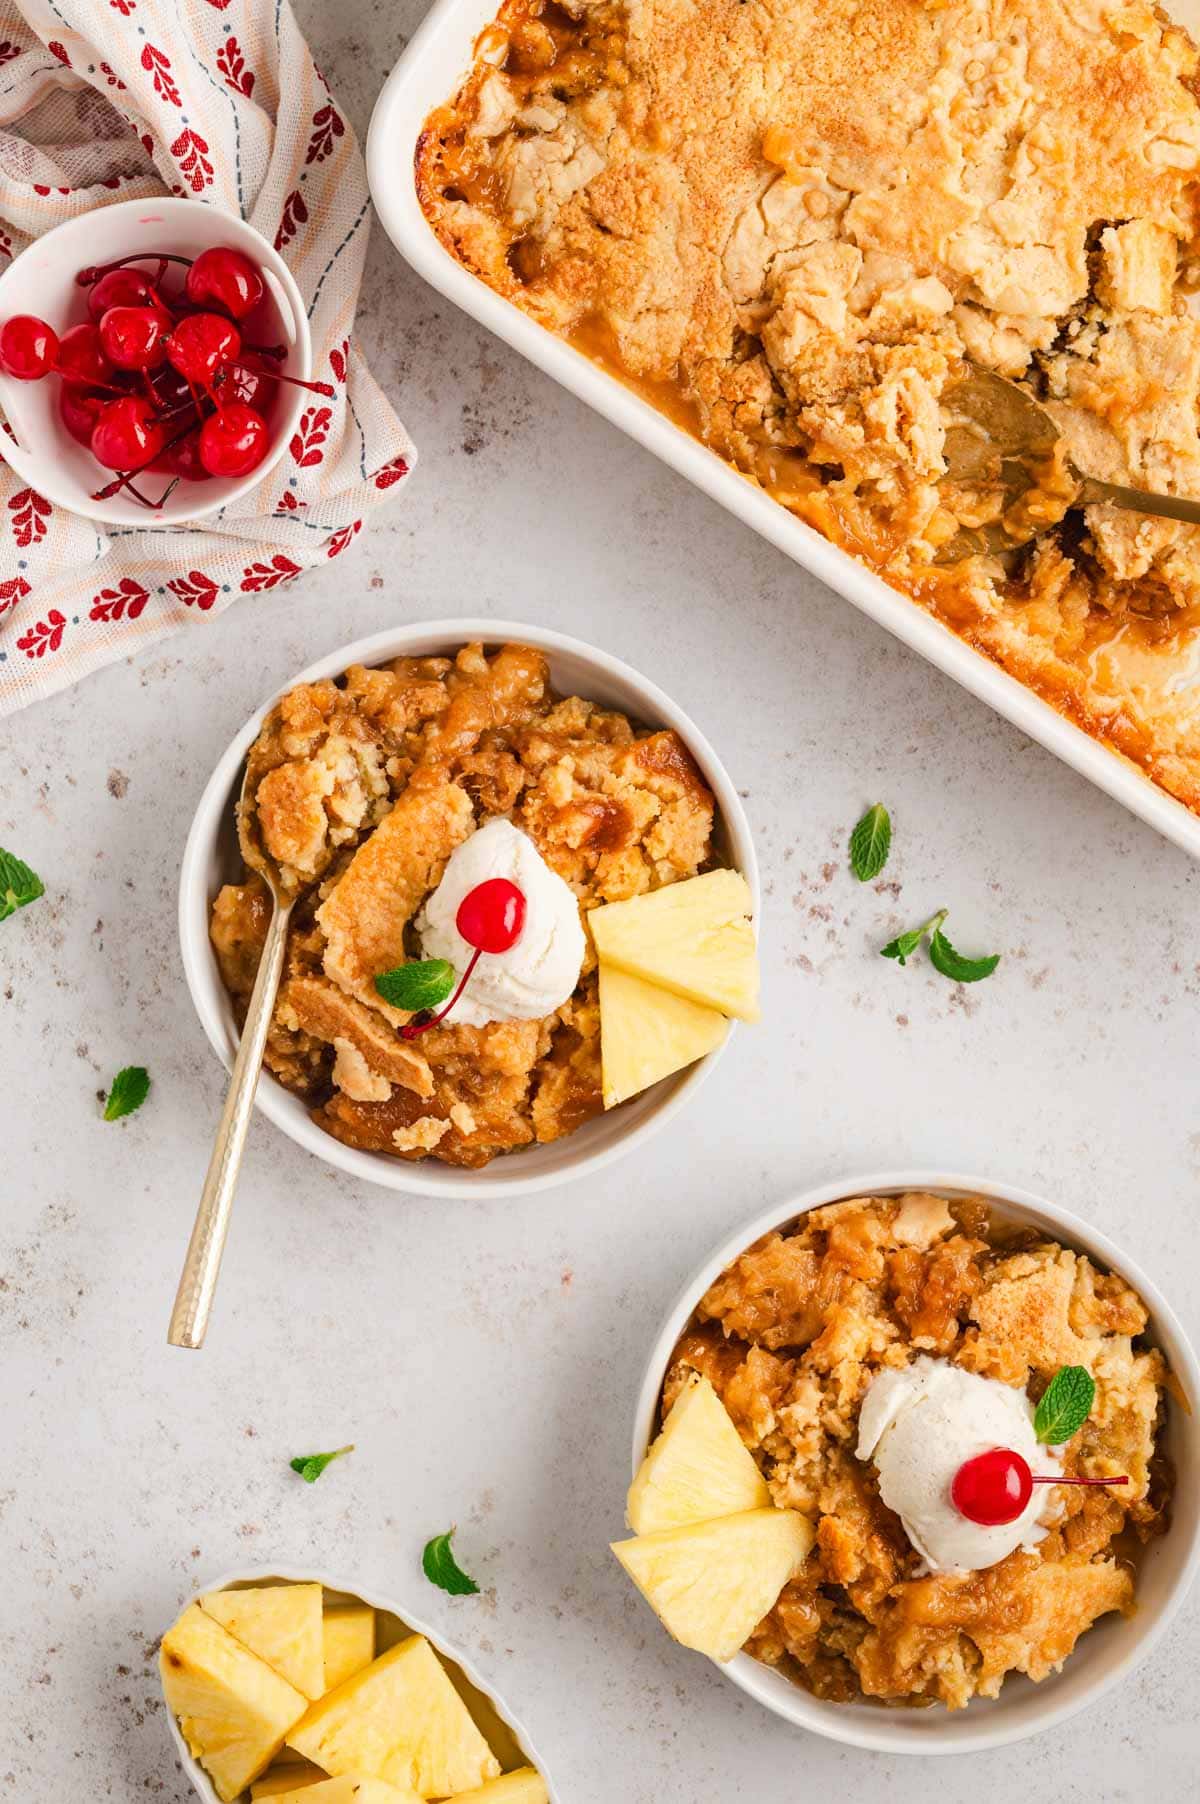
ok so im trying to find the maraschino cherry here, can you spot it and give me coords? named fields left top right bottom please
left=185, top=245, right=264, bottom=319
left=56, top=321, right=114, bottom=387
left=59, top=382, right=105, bottom=447
left=401, top=878, right=528, bottom=1039
left=952, top=1448, right=1130, bottom=1527
left=90, top=394, right=167, bottom=472
left=161, top=427, right=213, bottom=483
left=86, top=266, right=162, bottom=321
left=99, top=304, right=168, bottom=372
left=0, top=313, right=59, bottom=380
left=198, top=400, right=269, bottom=477
left=167, top=312, right=241, bottom=387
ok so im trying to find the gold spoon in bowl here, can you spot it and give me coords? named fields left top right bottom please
left=168, top=737, right=304, bottom=1350
left=934, top=366, right=1200, bottom=562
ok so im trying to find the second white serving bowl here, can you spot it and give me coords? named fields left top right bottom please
left=163, top=1565, right=560, bottom=1802
left=180, top=618, right=758, bottom=1198
left=632, top=1169, right=1200, bottom=1755
left=0, top=197, right=312, bottom=526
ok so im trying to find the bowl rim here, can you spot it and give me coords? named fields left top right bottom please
left=0, top=196, right=313, bottom=527
left=631, top=1167, right=1200, bottom=1755
left=161, top=1562, right=561, bottom=1802
left=178, top=616, right=759, bottom=1197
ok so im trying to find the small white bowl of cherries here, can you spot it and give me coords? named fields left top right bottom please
left=0, top=197, right=320, bottom=525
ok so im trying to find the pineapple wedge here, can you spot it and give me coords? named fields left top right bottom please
left=611, top=1508, right=814, bottom=1662
left=445, top=1770, right=549, bottom=1804
left=627, top=1373, right=769, bottom=1533
left=160, top=1604, right=307, bottom=1803
left=323, top=1603, right=376, bottom=1694
left=271, top=1780, right=422, bottom=1804
left=289, top=1635, right=500, bottom=1797
left=599, top=964, right=728, bottom=1107
left=251, top=1760, right=327, bottom=1798
left=202, top=1582, right=326, bottom=1700
left=589, top=869, right=759, bottom=1020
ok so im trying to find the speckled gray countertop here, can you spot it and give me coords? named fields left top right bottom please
left=3, top=1, right=1199, bottom=1799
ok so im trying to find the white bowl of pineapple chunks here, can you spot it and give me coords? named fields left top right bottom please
left=180, top=619, right=759, bottom=1198
left=160, top=1569, right=557, bottom=1803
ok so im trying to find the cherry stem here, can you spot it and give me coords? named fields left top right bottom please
left=1030, top=1475, right=1130, bottom=1487
left=400, top=948, right=482, bottom=1040
left=77, top=253, right=193, bottom=285
left=91, top=418, right=196, bottom=507
left=51, top=368, right=128, bottom=398
left=91, top=471, right=178, bottom=509
left=226, top=359, right=334, bottom=399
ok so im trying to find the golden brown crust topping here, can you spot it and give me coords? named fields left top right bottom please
left=210, top=642, right=716, bottom=1167
left=665, top=1192, right=1173, bottom=1708
left=420, top=0, right=1200, bottom=812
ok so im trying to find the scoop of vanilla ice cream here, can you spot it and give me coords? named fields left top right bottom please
left=415, top=818, right=585, bottom=1028
left=856, top=1356, right=1061, bottom=1573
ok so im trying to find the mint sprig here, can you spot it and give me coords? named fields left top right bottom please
left=1034, top=1366, right=1095, bottom=1444
left=290, top=1444, right=354, bottom=1484
left=928, top=924, right=1000, bottom=984
left=849, top=804, right=891, bottom=882
left=375, top=959, right=456, bottom=1012
left=103, top=1065, right=150, bottom=1121
left=422, top=1528, right=480, bottom=1597
left=0, top=847, right=44, bottom=922
left=881, top=909, right=945, bottom=967
left=880, top=909, right=999, bottom=981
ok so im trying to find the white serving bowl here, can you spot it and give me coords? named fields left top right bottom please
left=162, top=1565, right=560, bottom=1802
left=368, top=2, right=1200, bottom=862
left=0, top=197, right=311, bottom=526
left=180, top=618, right=758, bottom=1198
left=632, top=1169, right=1200, bottom=1755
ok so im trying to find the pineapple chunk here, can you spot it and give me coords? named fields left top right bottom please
left=599, top=964, right=728, bottom=1107
left=289, top=1635, right=500, bottom=1797
left=271, top=1780, right=422, bottom=1804
left=445, top=1771, right=549, bottom=1804
left=611, top=1508, right=814, bottom=1662
left=202, top=1582, right=325, bottom=1700
left=323, top=1603, right=376, bottom=1693
left=251, top=1760, right=327, bottom=1798
left=589, top=869, right=759, bottom=1020
left=627, top=1373, right=769, bottom=1533
left=160, top=1604, right=307, bottom=1803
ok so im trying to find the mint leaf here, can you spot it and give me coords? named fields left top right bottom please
left=881, top=909, right=945, bottom=966
left=849, top=804, right=891, bottom=882
left=103, top=1065, right=150, bottom=1121
left=928, top=925, right=1000, bottom=984
left=290, top=1443, right=354, bottom=1484
left=375, top=959, right=456, bottom=1012
left=0, top=847, right=44, bottom=922
left=1034, top=1366, right=1095, bottom=1444
left=422, top=1528, right=480, bottom=1597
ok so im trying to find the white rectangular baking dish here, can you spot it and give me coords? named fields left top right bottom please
left=365, top=1, right=1200, bottom=862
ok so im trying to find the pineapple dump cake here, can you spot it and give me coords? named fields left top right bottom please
left=210, top=642, right=757, bottom=1169
left=624, top=1192, right=1175, bottom=1709
left=419, top=0, right=1200, bottom=812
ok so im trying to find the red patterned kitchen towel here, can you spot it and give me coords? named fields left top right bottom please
left=0, top=0, right=415, bottom=714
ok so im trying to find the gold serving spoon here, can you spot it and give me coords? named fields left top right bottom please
left=935, top=366, right=1200, bottom=561
left=168, top=747, right=300, bottom=1350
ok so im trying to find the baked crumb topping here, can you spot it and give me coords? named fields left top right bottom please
left=419, top=0, right=1200, bottom=812
left=211, top=642, right=716, bottom=1167
left=662, top=1192, right=1174, bottom=1708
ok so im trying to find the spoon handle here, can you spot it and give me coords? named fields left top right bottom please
left=1078, top=475, right=1200, bottom=527
left=168, top=898, right=292, bottom=1350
